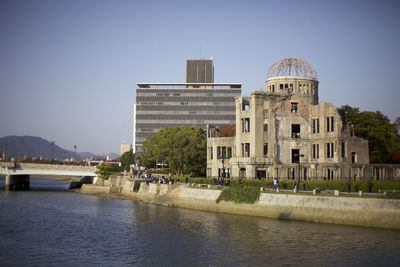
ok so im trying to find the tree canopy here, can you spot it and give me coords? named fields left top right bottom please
left=337, top=105, right=400, bottom=163
left=95, top=163, right=122, bottom=179
left=118, top=149, right=135, bottom=171
left=139, top=126, right=207, bottom=176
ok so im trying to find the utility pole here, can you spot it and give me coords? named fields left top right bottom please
left=51, top=141, right=55, bottom=162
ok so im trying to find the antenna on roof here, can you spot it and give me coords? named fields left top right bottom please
left=199, top=45, right=202, bottom=59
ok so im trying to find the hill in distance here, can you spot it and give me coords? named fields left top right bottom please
left=0, top=135, right=117, bottom=161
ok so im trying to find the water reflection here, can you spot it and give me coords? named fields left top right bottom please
left=0, top=177, right=399, bottom=266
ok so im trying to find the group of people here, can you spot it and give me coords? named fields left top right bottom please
left=213, top=176, right=231, bottom=186
left=137, top=170, right=152, bottom=179
left=273, top=178, right=299, bottom=192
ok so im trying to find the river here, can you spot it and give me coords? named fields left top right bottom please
left=0, top=177, right=399, bottom=266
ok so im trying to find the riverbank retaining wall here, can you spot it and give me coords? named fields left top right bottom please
left=83, top=179, right=400, bottom=230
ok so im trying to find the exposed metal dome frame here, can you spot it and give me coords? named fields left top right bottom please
left=267, top=58, right=317, bottom=80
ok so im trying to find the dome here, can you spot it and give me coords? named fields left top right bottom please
left=267, top=58, right=317, bottom=80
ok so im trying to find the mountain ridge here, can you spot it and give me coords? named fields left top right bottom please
left=0, top=135, right=117, bottom=161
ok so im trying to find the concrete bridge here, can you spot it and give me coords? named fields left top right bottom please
left=0, top=162, right=97, bottom=190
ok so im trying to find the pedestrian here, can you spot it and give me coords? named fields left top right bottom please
left=347, top=179, right=351, bottom=192
left=185, top=177, right=189, bottom=184
left=293, top=180, right=298, bottom=192
left=368, top=180, right=373, bottom=193
left=273, top=178, right=278, bottom=190
left=239, top=177, right=243, bottom=185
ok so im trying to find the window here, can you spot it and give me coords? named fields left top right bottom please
left=280, top=84, right=283, bottom=90
left=312, top=144, right=319, bottom=159
left=291, top=102, right=298, bottom=113
left=264, top=123, right=268, bottom=132
left=257, top=170, right=266, bottom=180
left=351, top=152, right=357, bottom=163
left=285, top=83, right=288, bottom=89
left=327, top=116, right=334, bottom=132
left=327, top=169, right=334, bottom=180
left=241, top=143, right=250, bottom=157
left=342, top=141, right=345, bottom=158
left=312, top=119, right=320, bottom=134
left=245, top=143, right=250, bottom=157
left=326, top=143, right=334, bottom=158
left=245, top=118, right=250, bottom=132
left=292, top=149, right=300, bottom=163
left=264, top=143, right=268, bottom=156
left=217, top=146, right=231, bottom=159
left=242, top=118, right=250, bottom=132
left=272, top=84, right=275, bottom=92
left=209, top=147, right=213, bottom=159
left=292, top=124, right=300, bottom=138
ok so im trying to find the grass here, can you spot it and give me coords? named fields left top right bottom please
left=216, top=184, right=260, bottom=204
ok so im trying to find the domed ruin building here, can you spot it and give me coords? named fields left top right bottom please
left=206, top=58, right=389, bottom=181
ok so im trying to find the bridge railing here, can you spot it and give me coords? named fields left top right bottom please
left=0, top=162, right=17, bottom=168
left=18, top=163, right=97, bottom=172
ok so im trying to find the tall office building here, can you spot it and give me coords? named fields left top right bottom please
left=133, top=59, right=241, bottom=155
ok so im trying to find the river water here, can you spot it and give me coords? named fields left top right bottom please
left=0, top=177, right=399, bottom=267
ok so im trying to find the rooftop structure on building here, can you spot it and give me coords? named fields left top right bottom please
left=133, top=58, right=241, bottom=155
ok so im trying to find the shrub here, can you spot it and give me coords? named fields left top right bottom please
left=216, top=184, right=260, bottom=204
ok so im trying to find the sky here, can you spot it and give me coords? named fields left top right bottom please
left=0, top=0, right=399, bottom=155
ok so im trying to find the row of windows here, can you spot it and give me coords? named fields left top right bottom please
left=136, top=114, right=235, bottom=121
left=209, top=142, right=355, bottom=162
left=241, top=116, right=334, bottom=136
left=136, top=119, right=234, bottom=125
left=137, top=96, right=235, bottom=103
left=312, top=142, right=354, bottom=161
left=136, top=105, right=235, bottom=111
left=137, top=89, right=241, bottom=94
left=137, top=92, right=239, bottom=97
left=268, top=83, right=316, bottom=94
left=138, top=101, right=235, bottom=106
left=209, top=146, right=233, bottom=160
left=136, top=110, right=234, bottom=115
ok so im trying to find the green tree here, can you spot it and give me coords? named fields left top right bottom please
left=140, top=126, right=207, bottom=175
left=338, top=105, right=400, bottom=163
left=95, top=163, right=122, bottom=179
left=119, top=149, right=135, bottom=171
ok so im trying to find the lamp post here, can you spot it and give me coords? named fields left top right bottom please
left=74, top=145, right=77, bottom=161
left=51, top=140, right=55, bottom=162
left=3, top=143, right=8, bottom=161
left=222, top=158, right=225, bottom=178
left=298, top=153, right=304, bottom=181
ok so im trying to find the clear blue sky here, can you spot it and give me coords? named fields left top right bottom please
left=1, top=0, right=399, bottom=155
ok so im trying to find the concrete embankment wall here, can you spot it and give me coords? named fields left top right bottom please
left=81, top=184, right=120, bottom=194
left=121, top=182, right=400, bottom=230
